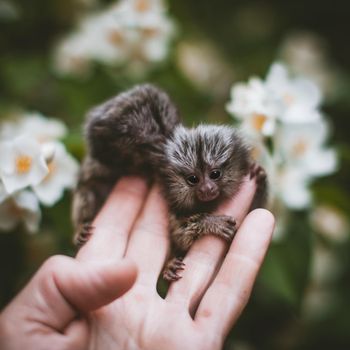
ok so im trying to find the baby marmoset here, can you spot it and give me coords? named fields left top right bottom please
left=72, top=84, right=267, bottom=281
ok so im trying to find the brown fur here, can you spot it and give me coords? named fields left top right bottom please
left=72, top=84, right=268, bottom=281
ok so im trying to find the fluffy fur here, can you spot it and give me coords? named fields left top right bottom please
left=72, top=84, right=267, bottom=281
left=162, top=124, right=251, bottom=214
left=72, top=84, right=180, bottom=245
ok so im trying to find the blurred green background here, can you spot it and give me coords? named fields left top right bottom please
left=0, top=0, right=350, bottom=349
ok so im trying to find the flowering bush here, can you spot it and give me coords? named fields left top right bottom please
left=226, top=63, right=338, bottom=238
left=54, top=0, right=176, bottom=76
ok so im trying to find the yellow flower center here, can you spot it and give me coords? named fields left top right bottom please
left=292, top=140, right=307, bottom=157
left=108, top=30, right=125, bottom=46
left=135, top=0, right=150, bottom=12
left=15, top=155, right=32, bottom=174
left=251, top=114, right=267, bottom=131
left=141, top=27, right=159, bottom=38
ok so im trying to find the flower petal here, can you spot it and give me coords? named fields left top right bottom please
left=33, top=142, right=79, bottom=206
left=0, top=136, right=48, bottom=194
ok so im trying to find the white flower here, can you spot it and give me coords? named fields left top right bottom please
left=0, top=181, right=9, bottom=203
left=247, top=137, right=313, bottom=210
left=279, top=32, right=339, bottom=100
left=0, top=135, right=48, bottom=194
left=55, top=11, right=125, bottom=76
left=227, top=60, right=338, bottom=241
left=266, top=62, right=323, bottom=123
left=226, top=77, right=278, bottom=137
left=276, top=119, right=338, bottom=177
left=120, top=0, right=166, bottom=16
left=276, top=166, right=312, bottom=209
left=226, top=62, right=325, bottom=138
left=246, top=135, right=312, bottom=213
left=116, top=0, right=175, bottom=62
left=248, top=137, right=276, bottom=175
left=176, top=40, right=234, bottom=96
left=17, top=112, right=67, bottom=143
left=0, top=112, right=67, bottom=143
left=244, top=135, right=309, bottom=210
left=0, top=190, right=41, bottom=233
left=54, top=32, right=93, bottom=76
left=33, top=142, right=79, bottom=206
left=0, top=112, right=77, bottom=233
left=0, top=119, right=18, bottom=140
left=54, top=0, right=175, bottom=75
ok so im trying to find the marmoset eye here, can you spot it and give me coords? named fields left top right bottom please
left=186, top=175, right=199, bottom=185
left=209, top=169, right=221, bottom=180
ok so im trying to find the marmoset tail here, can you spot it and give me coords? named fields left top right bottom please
left=72, top=84, right=180, bottom=246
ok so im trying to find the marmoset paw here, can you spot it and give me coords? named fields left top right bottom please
left=216, top=215, right=237, bottom=242
left=74, top=223, right=95, bottom=248
left=249, top=163, right=267, bottom=184
left=162, top=257, right=185, bottom=282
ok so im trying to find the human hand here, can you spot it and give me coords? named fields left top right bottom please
left=0, top=176, right=274, bottom=350
left=77, top=176, right=274, bottom=349
left=0, top=250, right=137, bottom=350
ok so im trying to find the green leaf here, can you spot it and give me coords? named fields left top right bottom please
left=259, top=213, right=313, bottom=308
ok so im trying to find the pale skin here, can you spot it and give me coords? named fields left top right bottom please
left=0, top=176, right=274, bottom=350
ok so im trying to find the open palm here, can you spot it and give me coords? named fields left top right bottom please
left=0, top=176, right=273, bottom=350
left=76, top=177, right=274, bottom=350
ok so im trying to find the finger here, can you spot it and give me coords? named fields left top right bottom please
left=195, top=209, right=274, bottom=337
left=1, top=255, right=137, bottom=332
left=166, top=176, right=256, bottom=313
left=77, top=176, right=148, bottom=262
left=55, top=258, right=137, bottom=316
left=62, top=319, right=89, bottom=350
left=125, top=185, right=169, bottom=287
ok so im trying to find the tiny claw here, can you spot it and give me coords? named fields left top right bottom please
left=74, top=222, right=95, bottom=248
left=249, top=163, right=262, bottom=179
left=222, top=232, right=234, bottom=242
left=227, top=218, right=236, bottom=226
left=163, top=270, right=182, bottom=282
left=174, top=265, right=185, bottom=271
left=173, top=260, right=185, bottom=269
left=250, top=162, right=267, bottom=184
left=83, top=223, right=95, bottom=232
left=256, top=169, right=267, bottom=183
left=163, top=256, right=185, bottom=281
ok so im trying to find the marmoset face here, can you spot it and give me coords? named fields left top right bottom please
left=163, top=124, right=251, bottom=212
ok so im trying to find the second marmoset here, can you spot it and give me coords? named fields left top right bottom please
left=72, top=84, right=267, bottom=281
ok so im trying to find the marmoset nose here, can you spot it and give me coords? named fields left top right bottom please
left=197, top=183, right=219, bottom=202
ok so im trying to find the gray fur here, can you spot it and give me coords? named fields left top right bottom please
left=162, top=124, right=252, bottom=215
left=72, top=84, right=180, bottom=245
left=72, top=84, right=268, bottom=281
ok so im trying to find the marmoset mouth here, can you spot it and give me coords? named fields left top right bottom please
left=197, top=190, right=219, bottom=202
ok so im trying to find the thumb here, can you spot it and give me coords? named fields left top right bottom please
left=55, top=256, right=137, bottom=313
left=10, top=255, right=137, bottom=331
